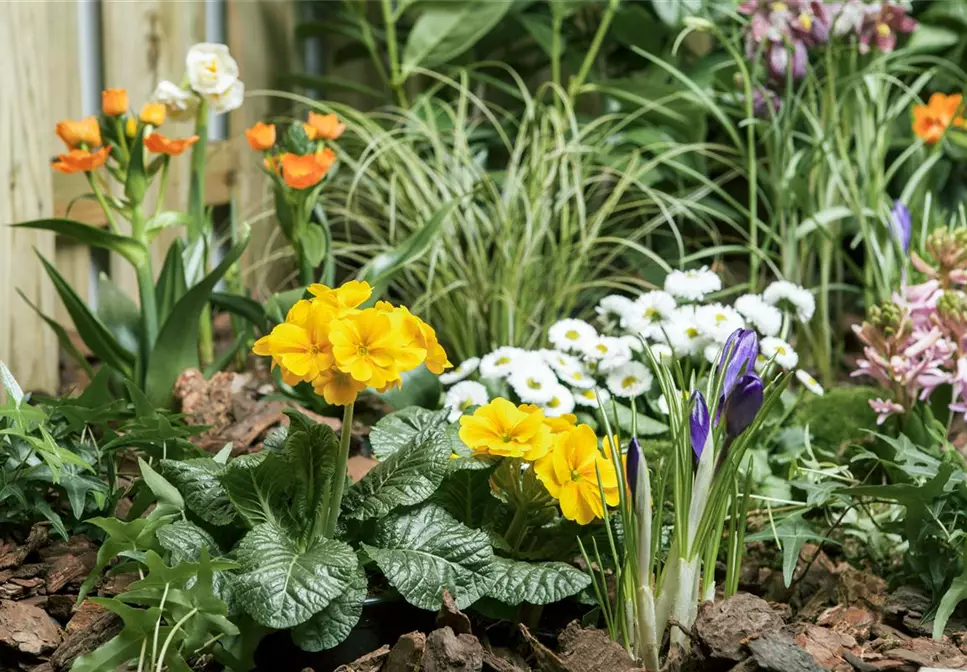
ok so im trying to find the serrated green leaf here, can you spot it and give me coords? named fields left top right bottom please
left=343, top=427, right=451, bottom=521
left=218, top=452, right=291, bottom=529
left=138, top=458, right=184, bottom=511
left=144, top=237, right=248, bottom=407
left=485, top=557, right=591, bottom=606
left=431, top=467, right=497, bottom=528
left=235, top=522, right=358, bottom=629
left=363, top=503, right=495, bottom=610
left=369, top=407, right=450, bottom=460
left=292, top=563, right=367, bottom=652
left=287, top=422, right=339, bottom=540
left=162, top=458, right=235, bottom=526
left=157, top=520, right=223, bottom=565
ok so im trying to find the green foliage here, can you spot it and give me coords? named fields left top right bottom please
left=792, top=386, right=882, bottom=453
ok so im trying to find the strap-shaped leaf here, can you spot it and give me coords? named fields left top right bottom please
left=15, top=218, right=148, bottom=268
left=155, top=238, right=188, bottom=324
left=210, top=292, right=268, bottom=332
left=144, top=237, right=248, bottom=407
left=35, top=253, right=135, bottom=377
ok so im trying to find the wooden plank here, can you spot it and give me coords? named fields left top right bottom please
left=227, top=0, right=301, bottom=296
left=0, top=2, right=59, bottom=395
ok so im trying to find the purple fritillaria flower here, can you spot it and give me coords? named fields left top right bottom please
left=890, top=200, right=911, bottom=253
left=690, top=391, right=710, bottom=461
left=724, top=374, right=764, bottom=438
left=751, top=86, right=782, bottom=118
left=857, top=3, right=917, bottom=55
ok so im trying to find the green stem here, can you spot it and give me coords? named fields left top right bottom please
left=187, top=99, right=209, bottom=242
left=325, top=403, right=355, bottom=538
left=381, top=0, right=409, bottom=108
left=567, top=0, right=620, bottom=103
left=551, top=16, right=563, bottom=90
left=505, top=502, right=530, bottom=553
left=88, top=174, right=120, bottom=234
left=156, top=158, right=171, bottom=214
left=298, top=246, right=314, bottom=286
left=136, top=260, right=158, bottom=388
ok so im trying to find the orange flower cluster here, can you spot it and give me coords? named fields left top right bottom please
left=53, top=88, right=201, bottom=173
left=253, top=280, right=450, bottom=406
left=245, top=112, right=343, bottom=190
left=913, top=93, right=965, bottom=145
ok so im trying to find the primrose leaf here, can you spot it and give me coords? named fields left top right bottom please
left=157, top=520, right=223, bottom=565
left=362, top=503, right=495, bottom=610
left=291, top=562, right=367, bottom=652
left=369, top=407, right=450, bottom=460
left=286, top=423, right=339, bottom=540
left=343, top=427, right=451, bottom=521
left=161, top=458, right=235, bottom=526
left=484, top=557, right=591, bottom=606
left=431, top=467, right=497, bottom=528
left=219, top=452, right=292, bottom=529
left=235, top=522, right=357, bottom=629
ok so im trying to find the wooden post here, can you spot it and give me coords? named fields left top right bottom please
left=0, top=2, right=59, bottom=395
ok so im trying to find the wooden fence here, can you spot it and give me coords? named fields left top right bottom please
left=0, top=0, right=303, bottom=395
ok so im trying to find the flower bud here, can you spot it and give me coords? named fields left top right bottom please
left=102, top=88, right=128, bottom=116
left=718, top=328, right=758, bottom=398
left=689, top=391, right=710, bottom=462
left=139, top=103, right=166, bottom=127
left=724, top=374, right=763, bottom=438
left=890, top=200, right=911, bottom=253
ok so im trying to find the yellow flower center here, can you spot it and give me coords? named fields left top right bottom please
left=309, top=345, right=320, bottom=355
left=572, top=372, right=584, bottom=381
left=876, top=22, right=890, bottom=37
left=596, top=344, right=608, bottom=354
left=715, top=313, right=726, bottom=323
left=502, top=433, right=513, bottom=443
left=357, top=346, right=369, bottom=356
left=205, top=59, right=219, bottom=73
left=565, top=329, right=580, bottom=340
left=460, top=399, right=473, bottom=411
left=570, top=470, right=582, bottom=482
left=496, top=357, right=511, bottom=365
left=548, top=397, right=561, bottom=408
left=799, top=13, right=812, bottom=31
left=526, top=378, right=543, bottom=390
left=581, top=390, right=595, bottom=399
left=776, top=346, right=786, bottom=354
left=771, top=1, right=788, bottom=11
left=686, top=327, right=699, bottom=339
left=644, top=307, right=658, bottom=319
left=621, top=376, right=638, bottom=389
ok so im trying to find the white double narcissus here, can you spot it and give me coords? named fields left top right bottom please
left=152, top=80, right=199, bottom=121
left=186, top=43, right=240, bottom=95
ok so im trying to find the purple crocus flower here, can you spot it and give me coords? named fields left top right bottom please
left=626, top=437, right=642, bottom=506
left=690, top=391, right=710, bottom=461
left=724, top=374, right=764, bottom=438
left=719, top=328, right=759, bottom=399
left=890, top=200, right=911, bottom=253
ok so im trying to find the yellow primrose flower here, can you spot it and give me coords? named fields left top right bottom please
left=519, top=404, right=576, bottom=435
left=312, top=368, right=367, bottom=406
left=252, top=300, right=334, bottom=382
left=308, top=280, right=372, bottom=316
left=534, top=425, right=620, bottom=525
left=329, top=308, right=407, bottom=388
left=458, top=398, right=552, bottom=461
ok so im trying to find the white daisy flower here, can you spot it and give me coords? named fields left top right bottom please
left=558, top=365, right=596, bottom=389
left=620, top=335, right=645, bottom=353
left=696, top=303, right=746, bottom=343
left=663, top=267, right=721, bottom=302
left=606, top=362, right=654, bottom=398
left=763, top=280, right=815, bottom=322
left=795, top=369, right=824, bottom=395
left=479, top=347, right=524, bottom=379
left=542, top=384, right=576, bottom=417
left=646, top=343, right=674, bottom=365
left=620, top=291, right=677, bottom=336
left=758, top=336, right=799, bottom=370
left=586, top=337, right=632, bottom=374
left=703, top=343, right=721, bottom=365
left=444, top=381, right=489, bottom=422
left=664, top=315, right=709, bottom=358
left=734, top=294, right=782, bottom=337
left=596, top=295, right=635, bottom=323
left=439, top=357, right=480, bottom=385
left=544, top=350, right=581, bottom=373
left=508, top=365, right=558, bottom=404
left=573, top=386, right=611, bottom=408
left=548, top=319, right=598, bottom=352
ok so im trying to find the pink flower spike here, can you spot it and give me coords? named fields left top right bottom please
left=869, top=398, right=904, bottom=425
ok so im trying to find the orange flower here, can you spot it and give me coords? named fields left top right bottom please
left=245, top=122, right=276, bottom=151
left=102, top=89, right=128, bottom=116
left=303, top=112, right=346, bottom=140
left=913, top=93, right=965, bottom=145
left=280, top=152, right=329, bottom=190
left=144, top=132, right=200, bottom=156
left=315, top=146, right=336, bottom=172
left=263, top=155, right=281, bottom=174
left=51, top=147, right=111, bottom=174
left=139, top=103, right=166, bottom=126
left=56, top=117, right=101, bottom=149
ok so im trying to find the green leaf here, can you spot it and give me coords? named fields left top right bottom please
left=746, top=514, right=833, bottom=587
left=35, top=253, right=135, bottom=376
left=402, top=2, right=512, bottom=74
left=210, top=292, right=267, bottom=332
left=516, top=13, right=557, bottom=57
left=71, top=599, right=166, bottom=672
left=0, top=362, right=24, bottom=406
left=143, top=237, right=248, bottom=407
left=361, top=199, right=460, bottom=301
left=162, top=458, right=235, bottom=526
left=606, top=404, right=668, bottom=436
left=145, top=211, right=192, bottom=243
left=485, top=557, right=591, bottom=606
left=343, top=426, right=451, bottom=521
left=376, top=364, right=442, bottom=411
left=301, top=221, right=327, bottom=268
left=157, top=520, right=222, bottom=565
left=155, top=238, right=188, bottom=324
left=649, top=0, right=702, bottom=27
left=219, top=452, right=293, bottom=529
left=96, top=274, right=141, bottom=356
left=235, top=522, right=358, bottom=629
left=14, top=218, right=148, bottom=268
left=362, top=503, right=495, bottom=610
left=431, top=468, right=497, bottom=528
left=906, top=24, right=960, bottom=52
left=287, top=422, right=339, bottom=540
left=550, top=0, right=586, bottom=20
left=15, top=291, right=94, bottom=380
left=79, top=516, right=171, bottom=601
left=933, top=539, right=967, bottom=639
left=138, top=458, right=184, bottom=511
left=292, top=563, right=367, bottom=652
left=369, top=407, right=450, bottom=460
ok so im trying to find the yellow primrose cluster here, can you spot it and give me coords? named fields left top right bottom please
left=253, top=280, right=450, bottom=406
left=459, top=398, right=619, bottom=525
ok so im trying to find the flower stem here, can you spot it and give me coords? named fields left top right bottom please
left=505, top=502, right=530, bottom=552
left=567, top=0, right=620, bottom=103
left=382, top=0, right=409, bottom=108
left=325, top=402, right=355, bottom=538
left=87, top=173, right=120, bottom=233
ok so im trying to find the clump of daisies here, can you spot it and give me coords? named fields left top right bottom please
left=441, top=267, right=823, bottom=423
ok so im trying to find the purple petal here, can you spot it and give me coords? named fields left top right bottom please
left=768, top=43, right=789, bottom=81
left=792, top=41, right=808, bottom=80
left=626, top=437, right=642, bottom=506
left=890, top=200, right=911, bottom=253
left=690, top=391, right=710, bottom=462
left=719, top=328, right=759, bottom=400
left=724, top=374, right=764, bottom=438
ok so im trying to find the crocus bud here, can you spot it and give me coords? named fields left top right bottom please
left=724, top=374, right=763, bottom=438
left=890, top=201, right=911, bottom=253
left=690, top=391, right=710, bottom=461
left=719, top=328, right=759, bottom=397
left=626, top=437, right=646, bottom=509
